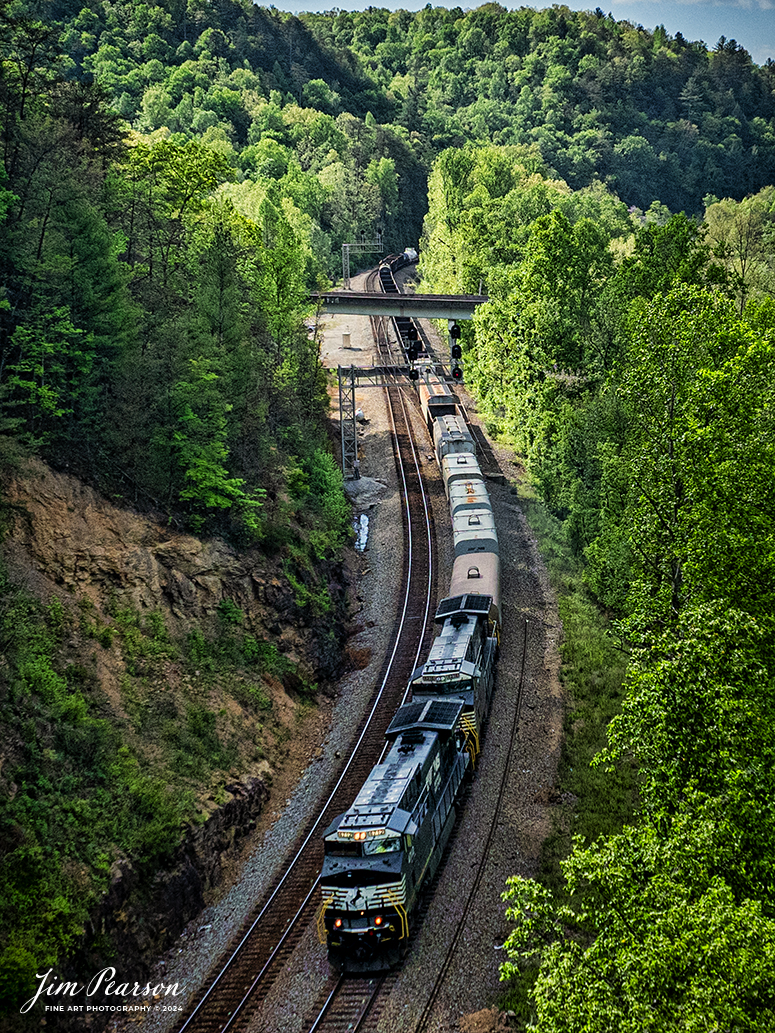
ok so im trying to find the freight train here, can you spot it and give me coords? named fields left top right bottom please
left=318, top=365, right=500, bottom=972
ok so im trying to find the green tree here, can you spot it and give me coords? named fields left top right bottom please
left=173, top=356, right=264, bottom=533
left=704, top=187, right=775, bottom=313
left=502, top=816, right=775, bottom=1033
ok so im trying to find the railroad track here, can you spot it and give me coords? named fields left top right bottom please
left=171, top=278, right=437, bottom=1033
left=302, top=260, right=528, bottom=1033
left=307, top=974, right=391, bottom=1033
left=385, top=258, right=501, bottom=480
left=304, top=616, right=530, bottom=1033
left=412, top=615, right=530, bottom=1033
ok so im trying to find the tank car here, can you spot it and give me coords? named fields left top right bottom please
left=419, top=369, right=459, bottom=431
left=441, top=450, right=484, bottom=496
left=412, top=421, right=501, bottom=762
left=448, top=475, right=491, bottom=516
left=319, top=698, right=469, bottom=971
left=445, top=448, right=497, bottom=560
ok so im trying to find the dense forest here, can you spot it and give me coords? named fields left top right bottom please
left=420, top=147, right=775, bottom=1028
left=303, top=4, right=775, bottom=213
left=2, top=0, right=775, bottom=1024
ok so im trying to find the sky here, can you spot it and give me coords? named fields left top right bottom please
left=279, top=0, right=775, bottom=65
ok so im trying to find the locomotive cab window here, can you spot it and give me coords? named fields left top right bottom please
left=363, top=833, right=401, bottom=855
left=325, top=840, right=362, bottom=857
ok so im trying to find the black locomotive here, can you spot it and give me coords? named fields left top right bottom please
left=318, top=368, right=501, bottom=971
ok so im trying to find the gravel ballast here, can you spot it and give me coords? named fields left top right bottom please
left=113, top=270, right=564, bottom=1033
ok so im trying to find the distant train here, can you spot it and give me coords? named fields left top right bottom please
left=389, top=247, right=418, bottom=272
left=318, top=366, right=500, bottom=971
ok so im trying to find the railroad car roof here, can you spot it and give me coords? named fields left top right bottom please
left=443, top=452, right=481, bottom=473
left=336, top=700, right=464, bottom=835
left=420, top=618, right=479, bottom=679
left=436, top=592, right=496, bottom=623
left=386, top=697, right=464, bottom=737
left=434, top=414, right=470, bottom=435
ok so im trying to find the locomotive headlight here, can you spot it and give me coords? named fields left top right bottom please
left=334, top=918, right=342, bottom=928
left=374, top=916, right=383, bottom=926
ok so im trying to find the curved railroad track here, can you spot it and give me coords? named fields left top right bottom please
left=411, top=615, right=530, bottom=1033
left=304, top=615, right=530, bottom=1033
left=302, top=259, right=531, bottom=1033
left=171, top=272, right=437, bottom=1033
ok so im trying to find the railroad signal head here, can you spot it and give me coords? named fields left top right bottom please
left=407, top=342, right=419, bottom=361
left=407, top=326, right=418, bottom=341
left=408, top=368, right=419, bottom=381
left=451, top=343, right=462, bottom=360
left=449, top=323, right=461, bottom=339
left=452, top=365, right=463, bottom=381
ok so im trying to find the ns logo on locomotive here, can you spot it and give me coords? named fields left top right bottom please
left=318, top=367, right=501, bottom=972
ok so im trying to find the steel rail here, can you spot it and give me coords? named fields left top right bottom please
left=307, top=975, right=386, bottom=1033
left=175, top=266, right=436, bottom=1033
left=413, top=616, right=530, bottom=1033
left=301, top=270, right=437, bottom=1033
left=214, top=359, right=436, bottom=1033
left=307, top=978, right=344, bottom=1033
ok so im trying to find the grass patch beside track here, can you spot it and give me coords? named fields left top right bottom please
left=499, top=476, right=636, bottom=1024
left=515, top=477, right=634, bottom=888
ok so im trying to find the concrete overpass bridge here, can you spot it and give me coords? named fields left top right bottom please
left=312, top=290, right=488, bottom=321
left=314, top=289, right=489, bottom=479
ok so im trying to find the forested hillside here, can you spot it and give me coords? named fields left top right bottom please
left=303, top=4, right=775, bottom=213
left=0, top=0, right=362, bottom=1011
left=420, top=146, right=775, bottom=1029
left=3, top=0, right=775, bottom=1024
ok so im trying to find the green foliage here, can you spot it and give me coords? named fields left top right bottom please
left=110, top=606, right=177, bottom=676
left=0, top=24, right=347, bottom=542
left=217, top=598, right=244, bottom=625
left=304, top=6, right=775, bottom=214
left=422, top=148, right=775, bottom=1028
left=9, top=3, right=775, bottom=1022
left=704, top=186, right=775, bottom=312
left=502, top=820, right=775, bottom=1033
left=229, top=680, right=272, bottom=713
left=173, top=356, right=261, bottom=520
left=169, top=703, right=237, bottom=777
left=517, top=485, right=632, bottom=894
left=302, top=448, right=351, bottom=558
left=0, top=556, right=314, bottom=1011
left=0, top=570, right=190, bottom=1009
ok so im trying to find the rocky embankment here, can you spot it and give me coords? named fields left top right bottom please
left=0, top=459, right=349, bottom=1023
left=75, top=776, right=270, bottom=980
left=3, top=459, right=341, bottom=652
